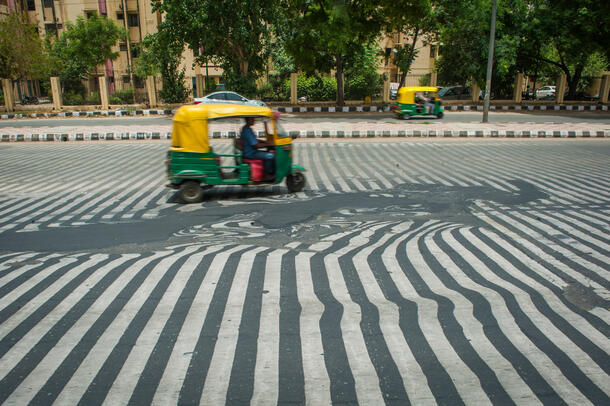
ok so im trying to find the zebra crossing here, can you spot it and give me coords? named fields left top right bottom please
left=0, top=139, right=609, bottom=405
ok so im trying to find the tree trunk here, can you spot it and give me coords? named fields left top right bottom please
left=335, top=54, right=344, bottom=106
left=567, top=64, right=584, bottom=98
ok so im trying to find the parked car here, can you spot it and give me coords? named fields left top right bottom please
left=193, top=91, right=267, bottom=107
left=437, top=86, right=481, bottom=100
left=535, top=86, right=556, bottom=100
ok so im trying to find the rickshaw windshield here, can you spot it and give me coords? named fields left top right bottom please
left=276, top=121, right=289, bottom=139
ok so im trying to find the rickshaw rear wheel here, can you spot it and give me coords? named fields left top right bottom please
left=179, top=180, right=204, bottom=203
left=286, top=172, right=305, bottom=193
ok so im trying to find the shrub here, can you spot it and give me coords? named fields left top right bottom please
left=63, top=91, right=84, bottom=105
left=283, top=73, right=336, bottom=101
left=345, top=71, right=383, bottom=100
left=112, top=87, right=134, bottom=104
left=87, top=91, right=100, bottom=105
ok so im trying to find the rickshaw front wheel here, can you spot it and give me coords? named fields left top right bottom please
left=179, top=180, right=204, bottom=203
left=437, top=112, right=444, bottom=119
left=286, top=173, right=305, bottom=193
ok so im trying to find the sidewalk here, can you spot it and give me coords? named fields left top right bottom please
left=1, top=119, right=609, bottom=142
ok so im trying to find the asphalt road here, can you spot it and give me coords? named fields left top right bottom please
left=0, top=139, right=608, bottom=405
left=1, top=110, right=610, bottom=128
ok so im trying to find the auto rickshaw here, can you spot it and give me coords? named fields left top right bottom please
left=166, top=104, right=306, bottom=203
left=393, top=86, right=444, bottom=119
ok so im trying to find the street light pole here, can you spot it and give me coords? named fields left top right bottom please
left=482, top=0, right=497, bottom=123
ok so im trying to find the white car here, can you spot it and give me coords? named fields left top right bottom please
left=535, top=86, right=556, bottom=100
left=193, top=91, right=267, bottom=107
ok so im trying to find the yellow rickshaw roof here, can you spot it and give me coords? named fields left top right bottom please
left=173, top=103, right=274, bottom=122
left=397, top=86, right=439, bottom=94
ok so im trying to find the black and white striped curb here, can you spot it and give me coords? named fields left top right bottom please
left=1, top=104, right=608, bottom=120
left=2, top=129, right=608, bottom=142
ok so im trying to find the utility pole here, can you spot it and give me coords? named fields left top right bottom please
left=482, top=0, right=497, bottom=123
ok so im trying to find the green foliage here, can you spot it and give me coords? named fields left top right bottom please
left=283, top=0, right=385, bottom=105
left=380, top=0, right=438, bottom=86
left=47, top=14, right=125, bottom=95
left=136, top=32, right=189, bottom=103
left=110, top=87, right=134, bottom=104
left=344, top=44, right=384, bottom=100
left=0, top=12, right=48, bottom=81
left=153, top=0, right=279, bottom=84
left=87, top=91, right=101, bottom=105
left=222, top=70, right=258, bottom=96
left=63, top=91, right=84, bottom=105
left=283, top=74, right=337, bottom=101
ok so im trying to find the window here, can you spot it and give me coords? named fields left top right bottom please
left=27, top=0, right=36, bottom=10
left=131, top=47, right=140, bottom=58
left=429, top=45, right=437, bottom=58
left=43, top=0, right=53, bottom=7
left=128, top=13, right=139, bottom=27
left=226, top=92, right=245, bottom=102
left=116, top=12, right=124, bottom=20
left=134, top=76, right=145, bottom=89
left=193, top=47, right=199, bottom=57
left=385, top=48, right=391, bottom=66
left=209, top=93, right=225, bottom=100
left=85, top=11, right=96, bottom=19
left=45, top=23, right=58, bottom=36
left=123, top=75, right=130, bottom=84
left=119, top=43, right=128, bottom=51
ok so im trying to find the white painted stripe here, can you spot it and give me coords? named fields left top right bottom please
left=103, top=246, right=221, bottom=405
left=43, top=250, right=177, bottom=406
left=433, top=228, right=595, bottom=404
left=352, top=221, right=436, bottom=405
left=473, top=203, right=609, bottom=296
left=251, top=249, right=286, bottom=405
left=0, top=254, right=135, bottom=386
left=0, top=252, right=57, bottom=287
left=0, top=254, right=108, bottom=342
left=295, top=251, right=331, bottom=406
left=459, top=228, right=610, bottom=367
left=400, top=224, right=492, bottom=405
left=151, top=245, right=248, bottom=406
left=199, top=246, right=266, bottom=405
left=0, top=255, right=79, bottom=314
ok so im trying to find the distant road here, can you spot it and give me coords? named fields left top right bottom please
left=1, top=110, right=610, bottom=128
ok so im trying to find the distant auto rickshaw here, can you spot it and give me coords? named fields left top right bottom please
left=393, top=86, right=444, bottom=119
left=166, top=104, right=306, bottom=203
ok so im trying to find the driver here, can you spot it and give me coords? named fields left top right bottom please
left=240, top=117, right=275, bottom=180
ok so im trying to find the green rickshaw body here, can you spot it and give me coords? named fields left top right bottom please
left=166, top=104, right=306, bottom=202
left=393, top=86, right=444, bottom=119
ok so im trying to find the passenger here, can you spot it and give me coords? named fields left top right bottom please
left=421, top=92, right=435, bottom=114
left=240, top=117, right=275, bottom=180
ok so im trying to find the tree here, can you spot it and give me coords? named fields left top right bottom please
left=380, top=0, right=438, bottom=88
left=284, top=0, right=384, bottom=106
left=47, top=13, right=125, bottom=94
left=344, top=43, right=384, bottom=100
left=0, top=12, right=47, bottom=97
left=152, top=0, right=279, bottom=95
left=135, top=31, right=190, bottom=103
left=516, top=0, right=610, bottom=97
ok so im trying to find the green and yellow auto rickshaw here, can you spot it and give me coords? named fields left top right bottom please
left=166, top=104, right=306, bottom=203
left=393, top=86, right=444, bottom=119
